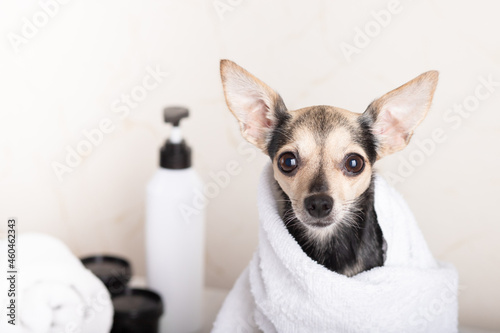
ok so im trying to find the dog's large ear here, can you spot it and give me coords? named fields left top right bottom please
left=362, top=71, right=439, bottom=159
left=220, top=59, right=288, bottom=152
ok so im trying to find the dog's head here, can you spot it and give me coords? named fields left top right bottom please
left=220, top=60, right=438, bottom=233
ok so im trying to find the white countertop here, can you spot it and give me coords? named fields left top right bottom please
left=129, top=277, right=497, bottom=333
left=129, top=276, right=227, bottom=333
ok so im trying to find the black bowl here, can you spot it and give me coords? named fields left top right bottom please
left=81, top=255, right=132, bottom=296
left=111, top=288, right=164, bottom=333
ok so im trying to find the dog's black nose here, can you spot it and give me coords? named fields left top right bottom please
left=304, top=194, right=333, bottom=218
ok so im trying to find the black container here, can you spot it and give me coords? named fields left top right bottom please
left=81, top=255, right=132, bottom=296
left=111, top=288, right=164, bottom=333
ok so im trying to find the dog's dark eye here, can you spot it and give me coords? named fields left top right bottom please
left=344, top=154, right=364, bottom=175
left=278, top=152, right=298, bottom=173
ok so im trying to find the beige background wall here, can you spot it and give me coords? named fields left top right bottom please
left=1, top=0, right=499, bottom=330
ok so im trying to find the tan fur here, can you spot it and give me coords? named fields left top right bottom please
left=220, top=59, right=438, bottom=233
left=271, top=106, right=373, bottom=232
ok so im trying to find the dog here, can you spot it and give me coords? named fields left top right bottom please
left=220, top=60, right=438, bottom=277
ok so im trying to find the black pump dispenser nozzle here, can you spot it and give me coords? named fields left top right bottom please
left=160, top=106, right=191, bottom=169
left=163, top=106, right=189, bottom=126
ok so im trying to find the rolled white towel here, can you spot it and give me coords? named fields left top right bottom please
left=0, top=233, right=113, bottom=333
left=213, top=163, right=459, bottom=333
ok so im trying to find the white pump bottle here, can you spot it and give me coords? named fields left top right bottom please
left=145, top=106, right=205, bottom=333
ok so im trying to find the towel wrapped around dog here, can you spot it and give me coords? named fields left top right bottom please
left=212, top=164, right=458, bottom=333
left=0, top=233, right=113, bottom=333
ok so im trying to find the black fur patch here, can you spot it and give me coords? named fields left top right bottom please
left=357, top=102, right=379, bottom=164
left=266, top=96, right=291, bottom=159
left=308, top=164, right=329, bottom=193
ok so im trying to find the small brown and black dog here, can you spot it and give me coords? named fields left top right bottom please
left=220, top=60, right=438, bottom=276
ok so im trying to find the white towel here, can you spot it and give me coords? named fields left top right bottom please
left=213, top=163, right=458, bottom=333
left=0, top=233, right=113, bottom=333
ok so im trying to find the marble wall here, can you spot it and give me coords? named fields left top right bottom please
left=1, top=0, right=499, bottom=329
